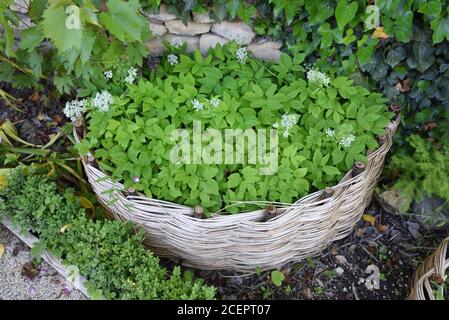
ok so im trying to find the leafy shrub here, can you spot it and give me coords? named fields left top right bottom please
left=0, top=0, right=149, bottom=95
left=388, top=134, right=449, bottom=213
left=77, top=43, right=393, bottom=213
left=0, top=167, right=215, bottom=300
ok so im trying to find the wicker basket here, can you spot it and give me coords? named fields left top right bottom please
left=75, top=115, right=400, bottom=272
left=408, top=237, right=449, bottom=300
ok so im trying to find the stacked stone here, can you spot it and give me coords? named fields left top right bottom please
left=146, top=5, right=282, bottom=62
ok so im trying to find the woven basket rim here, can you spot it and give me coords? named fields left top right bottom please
left=74, top=115, right=400, bottom=220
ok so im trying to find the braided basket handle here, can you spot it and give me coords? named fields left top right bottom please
left=409, top=237, right=449, bottom=300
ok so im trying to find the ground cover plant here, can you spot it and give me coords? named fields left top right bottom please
left=0, top=167, right=215, bottom=299
left=75, top=43, right=394, bottom=213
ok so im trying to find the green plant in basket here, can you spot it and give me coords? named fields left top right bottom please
left=74, top=43, right=394, bottom=214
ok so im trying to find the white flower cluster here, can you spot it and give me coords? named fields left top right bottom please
left=307, top=69, right=331, bottom=87
left=339, top=134, right=356, bottom=148
left=325, top=128, right=335, bottom=138
left=273, top=113, right=299, bottom=137
left=169, top=38, right=183, bottom=49
left=125, top=67, right=138, bottom=84
left=92, top=91, right=113, bottom=112
left=104, top=70, right=113, bottom=79
left=167, top=54, right=178, bottom=66
left=63, top=99, right=87, bottom=122
left=191, top=99, right=204, bottom=111
left=236, top=47, right=248, bottom=64
left=209, top=97, right=220, bottom=108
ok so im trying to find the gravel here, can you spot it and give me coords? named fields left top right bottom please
left=0, top=224, right=87, bottom=300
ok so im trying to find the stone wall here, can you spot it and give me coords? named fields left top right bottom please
left=5, top=2, right=282, bottom=62
left=146, top=5, right=282, bottom=62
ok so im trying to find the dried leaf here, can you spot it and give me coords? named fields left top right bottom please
left=372, top=27, right=389, bottom=39
left=30, top=90, right=40, bottom=102
left=394, top=78, right=412, bottom=92
left=0, top=243, right=4, bottom=258
left=362, top=214, right=376, bottom=226
left=335, top=255, right=349, bottom=266
left=377, top=224, right=389, bottom=232
left=356, top=227, right=366, bottom=237
left=60, top=224, right=70, bottom=233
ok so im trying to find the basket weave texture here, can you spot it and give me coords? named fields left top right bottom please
left=75, top=116, right=399, bottom=272
left=408, top=237, right=449, bottom=300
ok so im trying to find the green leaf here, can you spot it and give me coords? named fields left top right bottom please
left=418, top=1, right=441, bottom=17
left=99, top=0, right=145, bottom=43
left=385, top=45, right=406, bottom=68
left=19, top=26, right=44, bottom=51
left=335, top=0, right=358, bottom=31
left=313, top=149, right=323, bottom=167
left=431, top=17, right=449, bottom=43
left=42, top=6, right=83, bottom=52
left=395, top=11, right=413, bottom=43
left=203, top=167, right=219, bottom=180
left=227, top=173, right=242, bottom=188
left=271, top=270, right=285, bottom=287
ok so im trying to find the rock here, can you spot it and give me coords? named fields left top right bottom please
left=11, top=0, right=30, bottom=14
left=192, top=12, right=216, bottom=24
left=164, top=34, right=199, bottom=53
left=149, top=21, right=167, bottom=37
left=165, top=20, right=211, bottom=36
left=404, top=220, right=421, bottom=239
left=334, top=267, right=344, bottom=275
left=247, top=40, right=282, bottom=62
left=146, top=37, right=165, bottom=57
left=147, top=4, right=177, bottom=22
left=335, top=255, right=349, bottom=266
left=211, top=22, right=255, bottom=45
left=375, top=189, right=410, bottom=214
left=412, top=197, right=449, bottom=230
left=199, top=33, right=229, bottom=55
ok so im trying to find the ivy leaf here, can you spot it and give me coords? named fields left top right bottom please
left=385, top=45, right=406, bottom=68
left=395, top=11, right=413, bottom=43
left=431, top=17, right=449, bottom=43
left=42, top=6, right=83, bottom=52
left=407, top=41, right=435, bottom=73
left=418, top=1, right=442, bottom=17
left=335, top=0, right=358, bottom=31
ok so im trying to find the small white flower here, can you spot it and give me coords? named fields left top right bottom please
left=209, top=97, right=220, bottom=108
left=280, top=114, right=299, bottom=130
left=124, top=67, right=138, bottom=84
left=169, top=38, right=183, bottom=49
left=167, top=54, right=178, bottom=66
left=63, top=99, right=87, bottom=122
left=236, top=47, right=248, bottom=64
left=92, top=91, right=113, bottom=112
left=275, top=113, right=298, bottom=138
left=191, top=99, right=204, bottom=111
left=325, top=128, right=335, bottom=138
left=104, top=70, right=113, bottom=79
left=307, top=69, right=331, bottom=87
left=339, top=134, right=356, bottom=148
